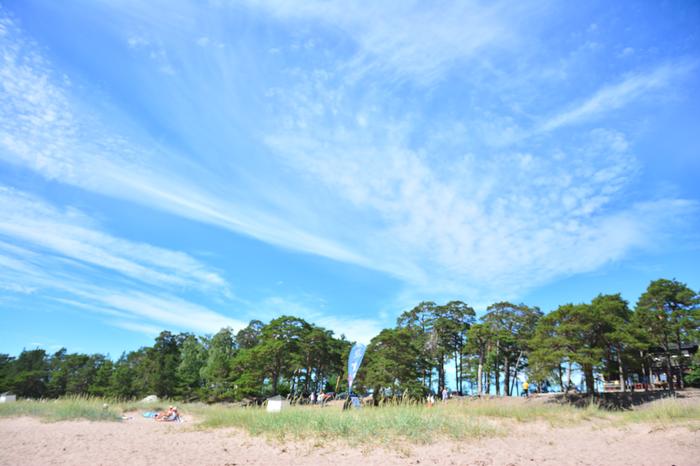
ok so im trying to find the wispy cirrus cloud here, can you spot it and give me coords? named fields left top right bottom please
left=244, top=0, right=523, bottom=85
left=264, top=73, right=697, bottom=299
left=0, top=248, right=245, bottom=335
left=539, top=61, right=697, bottom=133
left=0, top=186, right=244, bottom=335
left=0, top=187, right=227, bottom=291
left=0, top=10, right=366, bottom=271
left=0, top=1, right=697, bottom=324
left=109, top=320, right=164, bottom=337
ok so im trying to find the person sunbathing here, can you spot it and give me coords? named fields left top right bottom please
left=157, top=406, right=180, bottom=422
left=155, top=406, right=174, bottom=420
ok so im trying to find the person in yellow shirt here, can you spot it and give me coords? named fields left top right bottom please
left=522, top=381, right=529, bottom=397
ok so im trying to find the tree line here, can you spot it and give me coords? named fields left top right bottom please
left=1, top=278, right=698, bottom=401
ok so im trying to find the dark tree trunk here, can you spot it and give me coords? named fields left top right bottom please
left=477, top=354, right=483, bottom=395
left=617, top=345, right=625, bottom=392
left=675, top=330, right=685, bottom=390
left=454, top=351, right=460, bottom=394
left=510, top=351, right=523, bottom=395
left=438, top=354, right=445, bottom=391
left=485, top=366, right=490, bottom=394
left=557, top=363, right=563, bottom=392
left=582, top=364, right=595, bottom=395
left=663, top=335, right=675, bottom=392
left=639, top=350, right=648, bottom=391
left=494, top=341, right=500, bottom=396
left=503, top=357, right=510, bottom=396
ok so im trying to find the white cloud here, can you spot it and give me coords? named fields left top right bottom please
left=0, top=3, right=696, bottom=321
left=244, top=0, right=520, bottom=85
left=0, top=13, right=368, bottom=272
left=0, top=187, right=228, bottom=292
left=619, top=47, right=634, bottom=58
left=0, top=186, right=243, bottom=336
left=539, top=62, right=695, bottom=132
left=110, top=320, right=163, bottom=336
left=263, top=61, right=694, bottom=300
left=88, top=292, right=245, bottom=334
left=0, top=246, right=244, bottom=336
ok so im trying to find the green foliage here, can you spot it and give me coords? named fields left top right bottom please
left=176, top=334, right=207, bottom=400
left=0, top=354, right=15, bottom=394
left=108, top=352, right=136, bottom=399
left=0, top=277, right=696, bottom=402
left=635, top=279, right=699, bottom=389
left=685, top=352, right=700, bottom=387
left=12, top=349, right=49, bottom=398
left=200, top=328, right=237, bottom=401
left=235, top=320, right=264, bottom=349
left=88, top=356, right=113, bottom=397
left=362, top=327, right=427, bottom=398
left=528, top=303, right=604, bottom=394
left=397, top=300, right=475, bottom=392
left=482, top=302, right=542, bottom=395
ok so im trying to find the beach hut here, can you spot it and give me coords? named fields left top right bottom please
left=266, top=395, right=287, bottom=413
left=0, top=392, right=16, bottom=403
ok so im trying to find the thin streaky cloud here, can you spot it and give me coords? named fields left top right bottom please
left=0, top=13, right=372, bottom=276
left=0, top=187, right=228, bottom=292
left=109, top=320, right=164, bottom=336
left=539, top=61, right=696, bottom=133
left=242, top=0, right=521, bottom=85
left=0, top=2, right=697, bottom=332
left=0, top=249, right=245, bottom=335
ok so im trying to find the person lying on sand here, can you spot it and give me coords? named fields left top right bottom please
left=155, top=406, right=174, bottom=420
left=156, top=406, right=180, bottom=422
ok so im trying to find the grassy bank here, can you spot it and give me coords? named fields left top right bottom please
left=0, top=397, right=121, bottom=422
left=614, top=397, right=700, bottom=425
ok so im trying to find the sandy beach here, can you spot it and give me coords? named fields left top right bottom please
left=1, top=411, right=698, bottom=466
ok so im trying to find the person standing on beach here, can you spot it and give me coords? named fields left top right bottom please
left=441, top=387, right=448, bottom=402
left=523, top=381, right=529, bottom=397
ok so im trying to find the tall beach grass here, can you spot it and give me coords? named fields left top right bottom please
left=0, top=396, right=121, bottom=422
left=1, top=395, right=698, bottom=444
left=198, top=402, right=502, bottom=444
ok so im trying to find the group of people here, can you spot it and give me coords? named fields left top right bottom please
left=425, top=381, right=531, bottom=403
left=427, top=387, right=451, bottom=406
left=308, top=391, right=333, bottom=405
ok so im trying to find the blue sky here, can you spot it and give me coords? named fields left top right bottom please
left=0, top=0, right=698, bottom=357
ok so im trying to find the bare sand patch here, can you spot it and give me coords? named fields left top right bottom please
left=1, top=411, right=698, bottom=466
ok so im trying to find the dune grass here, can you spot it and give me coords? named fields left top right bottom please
left=445, top=397, right=606, bottom=425
left=197, top=402, right=502, bottom=444
left=195, top=396, right=700, bottom=443
left=0, top=396, right=121, bottom=422
left=614, top=398, right=700, bottom=424
left=1, top=395, right=698, bottom=444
